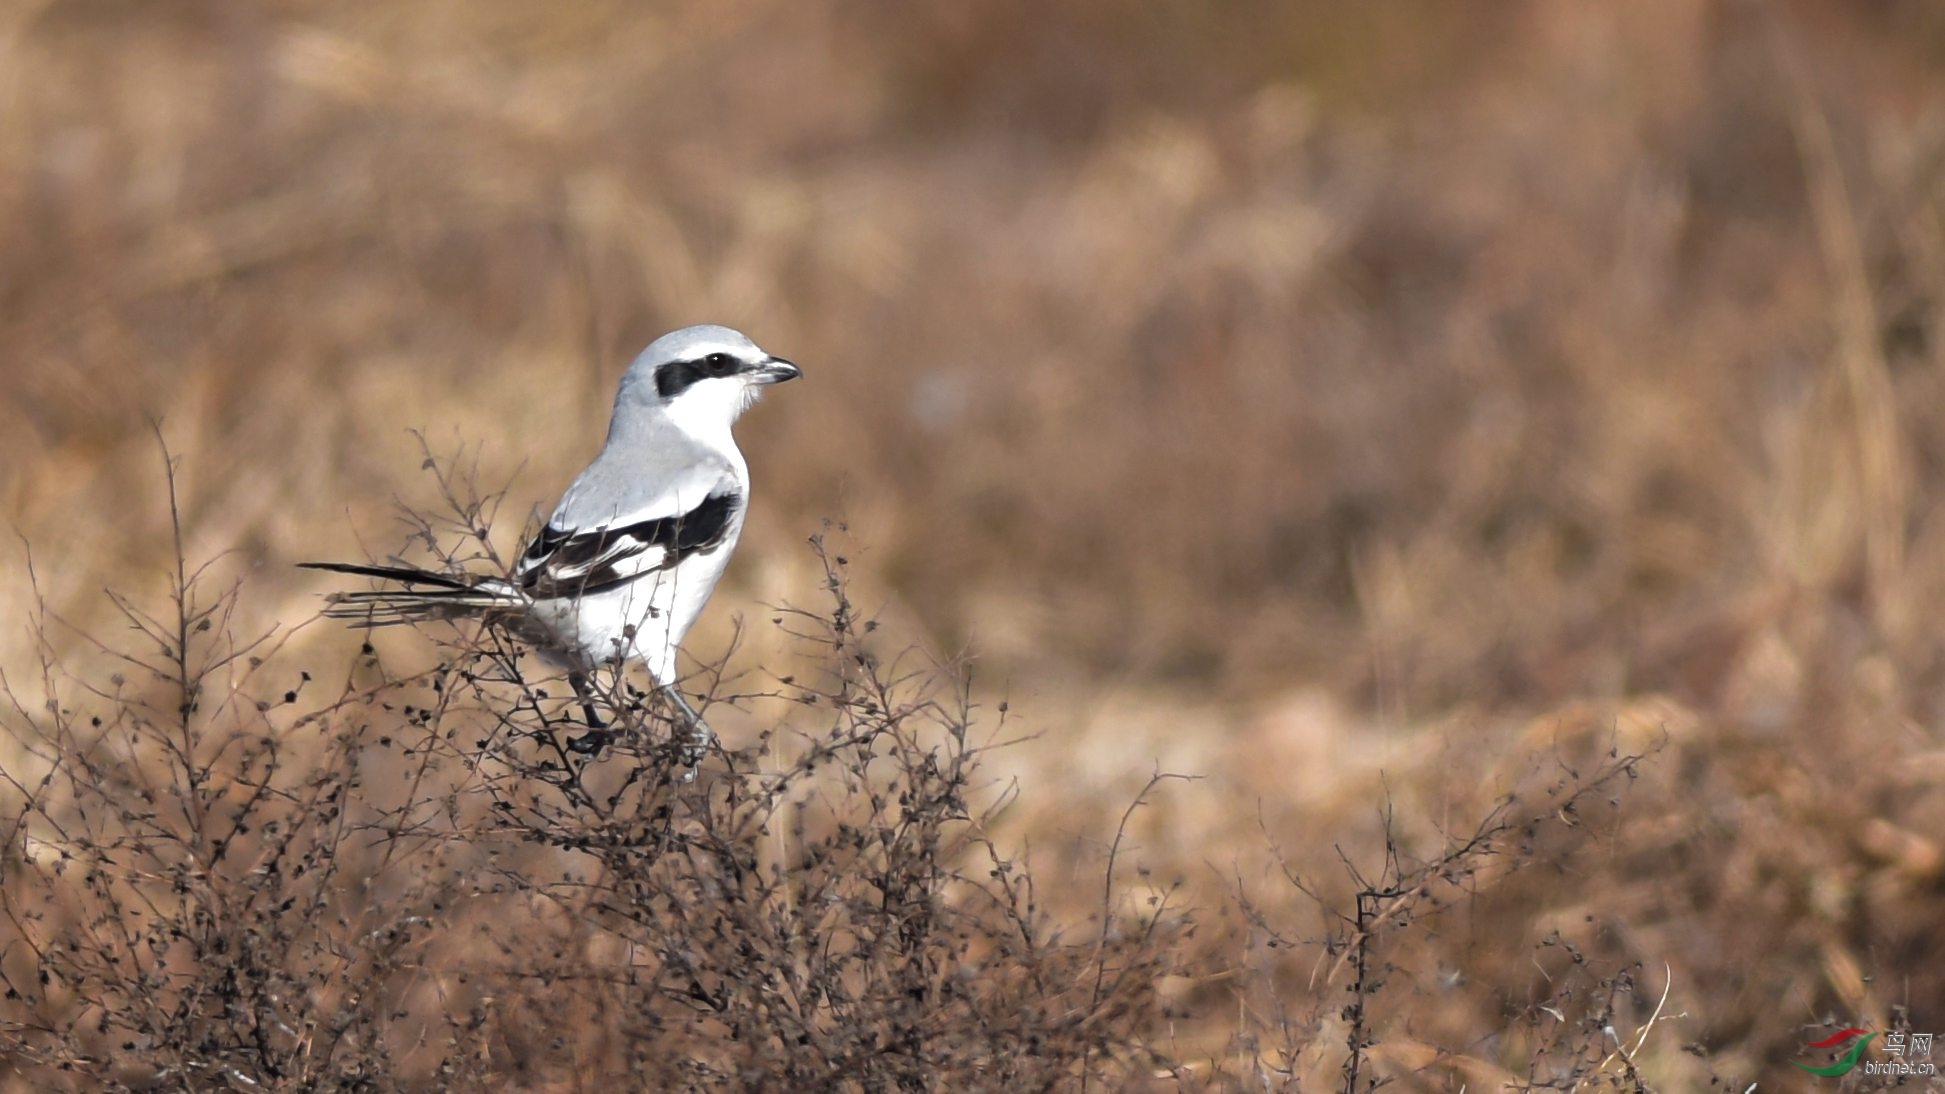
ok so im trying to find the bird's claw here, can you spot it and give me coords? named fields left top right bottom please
left=564, top=686, right=711, bottom=780
left=565, top=728, right=613, bottom=755
left=674, top=721, right=711, bottom=783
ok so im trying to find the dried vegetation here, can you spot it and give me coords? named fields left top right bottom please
left=4, top=1, right=1945, bottom=1089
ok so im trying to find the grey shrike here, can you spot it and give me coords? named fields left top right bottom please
left=302, top=324, right=802, bottom=767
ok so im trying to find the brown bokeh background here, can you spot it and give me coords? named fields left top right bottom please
left=5, top=1, right=1945, bottom=1086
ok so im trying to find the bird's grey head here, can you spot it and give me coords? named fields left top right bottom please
left=619, top=324, right=802, bottom=427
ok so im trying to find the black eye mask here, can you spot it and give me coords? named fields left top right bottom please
left=656, top=354, right=740, bottom=397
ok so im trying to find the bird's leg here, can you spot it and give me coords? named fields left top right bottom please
left=571, top=671, right=607, bottom=728
left=564, top=671, right=613, bottom=755
left=659, top=684, right=713, bottom=778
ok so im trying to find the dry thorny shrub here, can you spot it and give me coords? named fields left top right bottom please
left=1182, top=734, right=1680, bottom=1093
left=0, top=449, right=1172, bottom=1090
left=0, top=450, right=1672, bottom=1091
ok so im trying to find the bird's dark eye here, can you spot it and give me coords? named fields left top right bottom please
left=704, top=352, right=736, bottom=375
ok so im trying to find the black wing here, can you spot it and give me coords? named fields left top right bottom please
left=517, top=491, right=741, bottom=599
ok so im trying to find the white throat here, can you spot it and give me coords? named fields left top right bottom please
left=664, top=378, right=757, bottom=450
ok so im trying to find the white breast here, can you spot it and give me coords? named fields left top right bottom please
left=529, top=509, right=745, bottom=685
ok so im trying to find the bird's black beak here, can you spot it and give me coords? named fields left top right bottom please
left=746, top=356, right=802, bottom=385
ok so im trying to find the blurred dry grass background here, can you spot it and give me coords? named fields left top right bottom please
left=5, top=0, right=1945, bottom=1088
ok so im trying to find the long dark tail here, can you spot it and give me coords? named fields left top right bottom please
left=298, top=561, right=522, bottom=626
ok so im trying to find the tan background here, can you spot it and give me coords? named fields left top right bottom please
left=4, top=1, right=1944, bottom=1086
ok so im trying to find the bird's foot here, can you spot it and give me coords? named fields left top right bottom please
left=659, top=685, right=713, bottom=783
left=674, top=718, right=713, bottom=783
left=565, top=727, right=613, bottom=755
